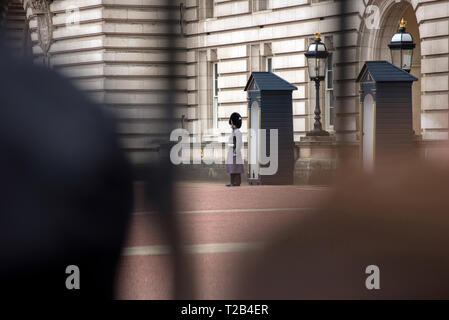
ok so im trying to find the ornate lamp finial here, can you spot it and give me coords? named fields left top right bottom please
left=315, top=32, right=321, bottom=39
left=400, top=18, right=407, bottom=28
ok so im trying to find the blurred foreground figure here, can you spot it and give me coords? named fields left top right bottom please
left=0, top=44, right=132, bottom=298
left=237, top=151, right=449, bottom=299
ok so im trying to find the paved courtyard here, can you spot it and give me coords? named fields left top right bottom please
left=115, top=182, right=330, bottom=299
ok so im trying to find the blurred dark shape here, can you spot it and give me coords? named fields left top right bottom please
left=0, top=43, right=133, bottom=299
left=236, top=149, right=449, bottom=299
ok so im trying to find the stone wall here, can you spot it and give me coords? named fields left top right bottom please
left=1, top=0, right=30, bottom=56
left=8, top=0, right=448, bottom=171
left=185, top=0, right=342, bottom=146
left=416, top=0, right=449, bottom=140
left=24, top=0, right=188, bottom=165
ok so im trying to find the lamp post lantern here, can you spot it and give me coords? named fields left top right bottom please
left=388, top=18, right=416, bottom=73
left=305, top=32, right=330, bottom=136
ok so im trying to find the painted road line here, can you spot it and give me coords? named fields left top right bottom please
left=133, top=207, right=318, bottom=216
left=122, top=241, right=265, bottom=256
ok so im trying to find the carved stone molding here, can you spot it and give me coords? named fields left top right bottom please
left=30, top=0, right=51, bottom=12
left=25, top=0, right=54, bottom=55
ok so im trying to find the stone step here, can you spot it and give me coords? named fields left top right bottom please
left=6, top=8, right=25, bottom=14
left=5, top=35, right=26, bottom=42
left=5, top=14, right=26, bottom=21
left=4, top=29, right=25, bottom=36
left=4, top=21, right=25, bottom=29
left=2, top=1, right=29, bottom=58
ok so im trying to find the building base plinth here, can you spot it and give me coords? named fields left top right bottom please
left=294, top=136, right=337, bottom=185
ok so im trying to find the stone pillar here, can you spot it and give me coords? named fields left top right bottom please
left=295, top=136, right=337, bottom=185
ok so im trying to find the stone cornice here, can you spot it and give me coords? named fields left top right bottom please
left=23, top=0, right=52, bottom=13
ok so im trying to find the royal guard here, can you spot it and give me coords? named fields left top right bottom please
left=226, top=112, right=244, bottom=187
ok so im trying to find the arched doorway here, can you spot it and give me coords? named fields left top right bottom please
left=359, top=1, right=422, bottom=136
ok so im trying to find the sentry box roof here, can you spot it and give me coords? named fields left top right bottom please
left=245, top=72, right=298, bottom=91
left=356, top=61, right=418, bottom=83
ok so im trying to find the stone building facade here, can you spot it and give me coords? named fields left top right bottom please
left=1, top=0, right=448, bottom=178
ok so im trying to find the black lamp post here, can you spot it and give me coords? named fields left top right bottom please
left=388, top=18, right=416, bottom=73
left=305, top=32, right=330, bottom=137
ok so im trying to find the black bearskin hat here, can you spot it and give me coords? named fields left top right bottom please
left=229, top=112, right=242, bottom=129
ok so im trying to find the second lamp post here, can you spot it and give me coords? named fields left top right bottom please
left=388, top=18, right=416, bottom=73
left=305, top=32, right=330, bottom=136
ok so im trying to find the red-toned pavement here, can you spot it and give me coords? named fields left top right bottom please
left=115, top=182, right=330, bottom=300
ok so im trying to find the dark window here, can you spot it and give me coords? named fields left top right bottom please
left=212, top=62, right=219, bottom=128
left=326, top=53, right=335, bottom=127
left=253, top=0, right=268, bottom=12
left=200, top=0, right=214, bottom=19
left=266, top=57, right=273, bottom=72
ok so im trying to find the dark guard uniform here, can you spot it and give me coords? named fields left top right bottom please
left=226, top=113, right=244, bottom=186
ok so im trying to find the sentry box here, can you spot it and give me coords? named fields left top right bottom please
left=244, top=72, right=297, bottom=185
left=356, top=61, right=418, bottom=170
